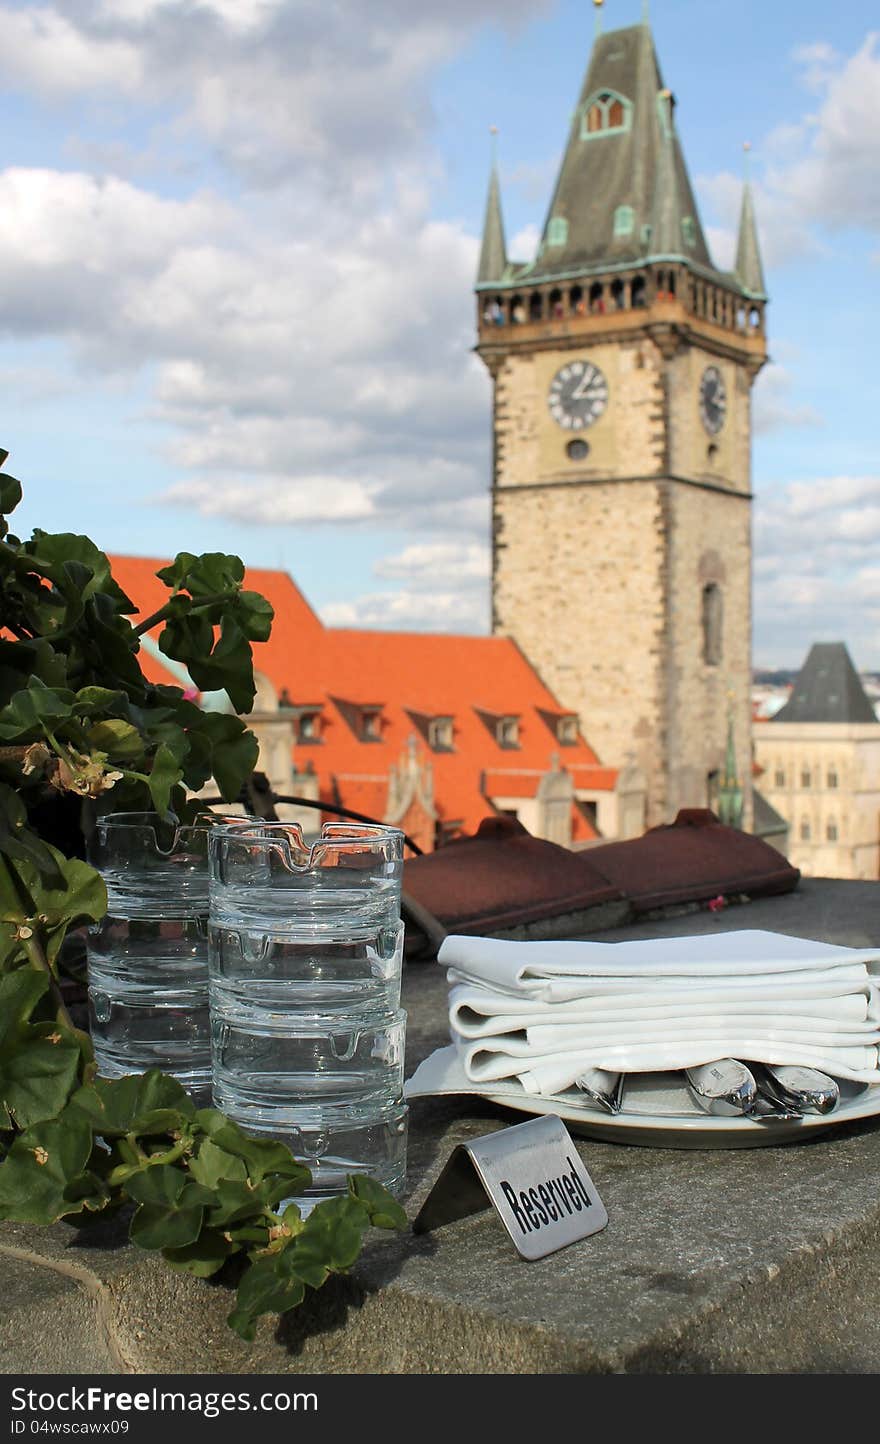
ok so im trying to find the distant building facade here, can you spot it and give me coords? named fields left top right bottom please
left=112, top=555, right=647, bottom=852
left=754, top=643, right=880, bottom=879
left=476, top=17, right=767, bottom=829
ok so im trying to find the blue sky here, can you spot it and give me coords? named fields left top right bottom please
left=2, top=0, right=879, bottom=667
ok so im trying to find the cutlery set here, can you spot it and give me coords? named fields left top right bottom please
left=576, top=1059, right=844, bottom=1119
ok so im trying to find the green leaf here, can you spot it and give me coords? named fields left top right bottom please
left=0, top=848, right=106, bottom=972
left=227, top=1255, right=306, bottom=1342
left=162, top=1229, right=238, bottom=1278
left=84, top=720, right=144, bottom=764
left=146, top=742, right=183, bottom=817
left=286, top=1196, right=371, bottom=1287
left=127, top=1165, right=215, bottom=1251
left=71, top=1070, right=196, bottom=1137
left=348, top=1174, right=408, bottom=1231
left=157, top=552, right=244, bottom=598
left=184, top=713, right=258, bottom=800
left=0, top=471, right=22, bottom=515
left=0, top=1107, right=95, bottom=1224
left=194, top=1109, right=312, bottom=1189
left=0, top=788, right=65, bottom=884
left=0, top=679, right=74, bottom=740
left=0, top=1023, right=82, bottom=1129
left=188, top=1137, right=248, bottom=1190
left=23, top=532, right=133, bottom=610
left=0, top=969, right=49, bottom=1048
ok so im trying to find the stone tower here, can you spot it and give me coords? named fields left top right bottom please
left=477, top=18, right=767, bottom=828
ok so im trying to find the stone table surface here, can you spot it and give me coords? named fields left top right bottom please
left=4, top=877, right=880, bottom=1375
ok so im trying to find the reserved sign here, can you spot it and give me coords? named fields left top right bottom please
left=414, top=1114, right=608, bottom=1261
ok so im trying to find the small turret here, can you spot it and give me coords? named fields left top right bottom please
left=477, top=137, right=507, bottom=286
left=735, top=144, right=767, bottom=299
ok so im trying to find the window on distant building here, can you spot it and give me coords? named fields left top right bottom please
left=827, top=767, right=839, bottom=789
left=681, top=216, right=697, bottom=248
left=497, top=716, right=520, bottom=749
left=701, top=583, right=722, bottom=665
left=801, top=767, right=812, bottom=788
left=581, top=90, right=632, bottom=139
left=826, top=818, right=838, bottom=842
left=427, top=716, right=454, bottom=752
left=774, top=767, right=785, bottom=788
left=800, top=818, right=811, bottom=841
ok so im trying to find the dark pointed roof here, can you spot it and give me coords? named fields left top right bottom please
left=735, top=177, right=767, bottom=298
left=772, top=643, right=877, bottom=725
left=477, top=163, right=507, bottom=286
left=529, top=22, right=715, bottom=279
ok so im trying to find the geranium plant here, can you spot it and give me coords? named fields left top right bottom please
left=0, top=453, right=405, bottom=1341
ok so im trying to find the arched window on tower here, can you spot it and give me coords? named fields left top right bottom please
left=581, top=90, right=632, bottom=138
left=529, top=291, right=543, bottom=322
left=701, top=582, right=723, bottom=666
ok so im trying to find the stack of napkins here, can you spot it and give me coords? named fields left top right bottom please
left=432, top=930, right=880, bottom=1097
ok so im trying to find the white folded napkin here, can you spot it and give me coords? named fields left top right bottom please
left=438, top=929, right=880, bottom=1095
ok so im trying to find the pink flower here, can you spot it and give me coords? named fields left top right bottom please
left=708, top=895, right=726, bottom=913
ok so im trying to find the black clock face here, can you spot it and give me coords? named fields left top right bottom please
left=548, top=359, right=609, bottom=430
left=700, top=365, right=727, bottom=435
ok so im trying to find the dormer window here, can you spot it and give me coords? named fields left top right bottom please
left=298, top=710, right=321, bottom=744
left=557, top=714, right=579, bottom=746
left=681, top=216, right=697, bottom=248
left=546, top=216, right=568, bottom=248
left=497, top=716, right=520, bottom=749
left=581, top=89, right=632, bottom=140
left=330, top=696, right=385, bottom=744
left=427, top=716, right=454, bottom=752
left=362, top=708, right=382, bottom=742
left=613, top=205, right=634, bottom=238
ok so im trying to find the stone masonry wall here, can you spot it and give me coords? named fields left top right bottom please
left=491, top=334, right=755, bottom=828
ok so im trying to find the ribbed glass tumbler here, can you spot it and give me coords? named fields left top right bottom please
left=86, top=811, right=212, bottom=1101
left=207, top=820, right=407, bottom=1203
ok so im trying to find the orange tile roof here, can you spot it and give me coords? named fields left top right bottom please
left=108, top=554, right=617, bottom=841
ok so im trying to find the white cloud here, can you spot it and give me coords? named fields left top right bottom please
left=321, top=586, right=489, bottom=632
left=374, top=542, right=490, bottom=584
left=699, top=32, right=880, bottom=274
left=753, top=475, right=880, bottom=666
left=753, top=363, right=823, bottom=435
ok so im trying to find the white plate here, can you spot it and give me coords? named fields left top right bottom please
left=405, top=1047, right=880, bottom=1149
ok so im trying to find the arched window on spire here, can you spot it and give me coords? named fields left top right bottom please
left=581, top=90, right=632, bottom=139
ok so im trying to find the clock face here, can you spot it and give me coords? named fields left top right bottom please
left=548, top=359, right=609, bottom=430
left=700, top=365, right=727, bottom=435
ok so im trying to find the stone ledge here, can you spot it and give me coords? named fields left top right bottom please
left=4, top=877, right=880, bottom=1375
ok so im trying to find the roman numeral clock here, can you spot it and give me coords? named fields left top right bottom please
left=548, top=360, right=609, bottom=432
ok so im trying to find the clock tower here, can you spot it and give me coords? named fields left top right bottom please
left=477, top=16, right=767, bottom=828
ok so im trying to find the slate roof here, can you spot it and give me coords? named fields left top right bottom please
left=772, top=643, right=878, bottom=725
left=477, top=163, right=507, bottom=285
left=735, top=177, right=767, bottom=299
left=519, top=23, right=719, bottom=282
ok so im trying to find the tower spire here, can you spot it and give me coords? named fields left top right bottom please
left=593, top=0, right=604, bottom=37
left=735, top=142, right=767, bottom=298
left=476, top=129, right=507, bottom=286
